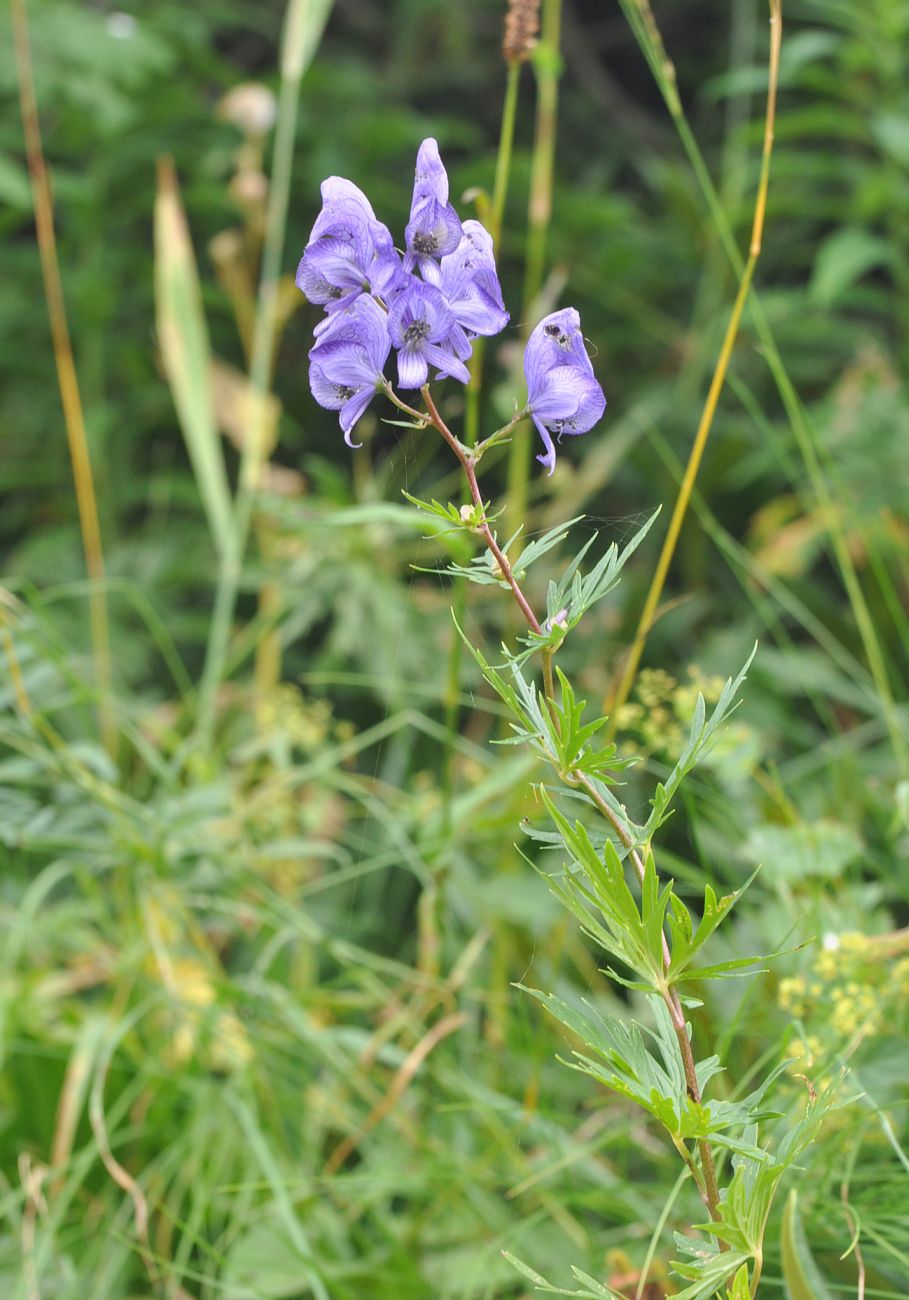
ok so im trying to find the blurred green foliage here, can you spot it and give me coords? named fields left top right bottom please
left=1, top=0, right=909, bottom=1296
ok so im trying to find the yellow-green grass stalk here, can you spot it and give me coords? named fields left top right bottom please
left=441, top=29, right=532, bottom=829
left=607, top=0, right=782, bottom=734
left=194, top=0, right=334, bottom=752
left=11, top=0, right=115, bottom=756
left=615, top=0, right=907, bottom=775
left=505, top=0, right=563, bottom=531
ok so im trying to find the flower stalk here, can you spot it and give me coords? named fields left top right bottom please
left=415, top=385, right=726, bottom=1226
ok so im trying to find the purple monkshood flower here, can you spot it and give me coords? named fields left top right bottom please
left=308, top=295, right=391, bottom=445
left=387, top=280, right=470, bottom=389
left=404, top=139, right=463, bottom=286
left=297, top=177, right=403, bottom=312
left=440, top=220, right=509, bottom=356
left=524, top=308, right=606, bottom=474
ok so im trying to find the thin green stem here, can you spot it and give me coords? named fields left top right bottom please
left=620, top=0, right=907, bottom=777
left=607, top=0, right=782, bottom=739
left=421, top=388, right=543, bottom=637
left=195, top=0, right=320, bottom=752
left=506, top=0, right=563, bottom=531
left=491, top=58, right=522, bottom=250
left=12, top=0, right=115, bottom=756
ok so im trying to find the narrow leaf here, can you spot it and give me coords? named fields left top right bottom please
left=155, top=158, right=234, bottom=561
left=781, top=1190, right=834, bottom=1300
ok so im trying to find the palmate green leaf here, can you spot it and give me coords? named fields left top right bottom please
left=549, top=668, right=639, bottom=781
left=441, top=553, right=511, bottom=586
left=644, top=647, right=757, bottom=840
left=440, top=515, right=585, bottom=589
left=502, top=1252, right=625, bottom=1299
left=540, top=789, right=664, bottom=982
left=154, top=158, right=234, bottom=563
left=672, top=1082, right=849, bottom=1297
left=518, top=986, right=690, bottom=1132
left=454, top=620, right=547, bottom=747
left=524, top=980, right=785, bottom=1162
left=666, top=871, right=759, bottom=982
left=401, top=490, right=503, bottom=536
left=670, top=1239, right=752, bottom=1300
left=516, top=510, right=660, bottom=658
left=511, top=516, right=587, bottom=576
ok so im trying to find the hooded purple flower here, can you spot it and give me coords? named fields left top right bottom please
left=387, top=280, right=470, bottom=389
left=404, top=139, right=463, bottom=286
left=524, top=308, right=606, bottom=474
left=308, top=295, right=391, bottom=445
left=296, top=177, right=403, bottom=311
left=439, top=220, right=509, bottom=356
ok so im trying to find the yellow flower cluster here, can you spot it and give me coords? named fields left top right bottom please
left=778, top=930, right=909, bottom=1052
left=616, top=665, right=744, bottom=765
left=145, top=892, right=253, bottom=1074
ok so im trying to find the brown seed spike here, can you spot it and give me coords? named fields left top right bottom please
left=502, top=0, right=541, bottom=65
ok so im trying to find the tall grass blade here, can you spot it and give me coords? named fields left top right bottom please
left=11, top=0, right=115, bottom=755
left=154, top=157, right=235, bottom=564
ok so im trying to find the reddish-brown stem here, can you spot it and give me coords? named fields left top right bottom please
left=421, top=387, right=544, bottom=637
left=574, top=768, right=722, bottom=1219
left=419, top=382, right=723, bottom=1223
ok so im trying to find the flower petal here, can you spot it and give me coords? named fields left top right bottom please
left=405, top=198, right=463, bottom=262
left=412, top=138, right=450, bottom=206
left=340, top=387, right=375, bottom=445
left=319, top=177, right=377, bottom=221
left=311, top=295, right=391, bottom=371
left=422, top=341, right=471, bottom=384
left=531, top=415, right=557, bottom=475
left=561, top=375, right=606, bottom=434
left=397, top=347, right=429, bottom=389
left=309, top=361, right=347, bottom=411
left=527, top=365, right=588, bottom=423
left=524, top=307, right=596, bottom=401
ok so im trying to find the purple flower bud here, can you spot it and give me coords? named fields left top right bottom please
left=524, top=308, right=606, bottom=474
left=404, top=139, right=463, bottom=284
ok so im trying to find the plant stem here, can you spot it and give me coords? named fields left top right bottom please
left=196, top=0, right=320, bottom=751
left=573, top=773, right=721, bottom=1219
left=453, top=54, right=525, bottom=826
left=421, top=388, right=542, bottom=636
left=506, top=0, right=563, bottom=531
left=12, top=0, right=115, bottom=756
left=492, top=58, right=522, bottom=251
left=421, top=384, right=724, bottom=1225
left=606, top=0, right=782, bottom=737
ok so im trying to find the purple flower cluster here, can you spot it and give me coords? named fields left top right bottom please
left=298, top=139, right=508, bottom=445
left=297, top=139, right=606, bottom=471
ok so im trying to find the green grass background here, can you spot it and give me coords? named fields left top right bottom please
left=1, top=0, right=908, bottom=1295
